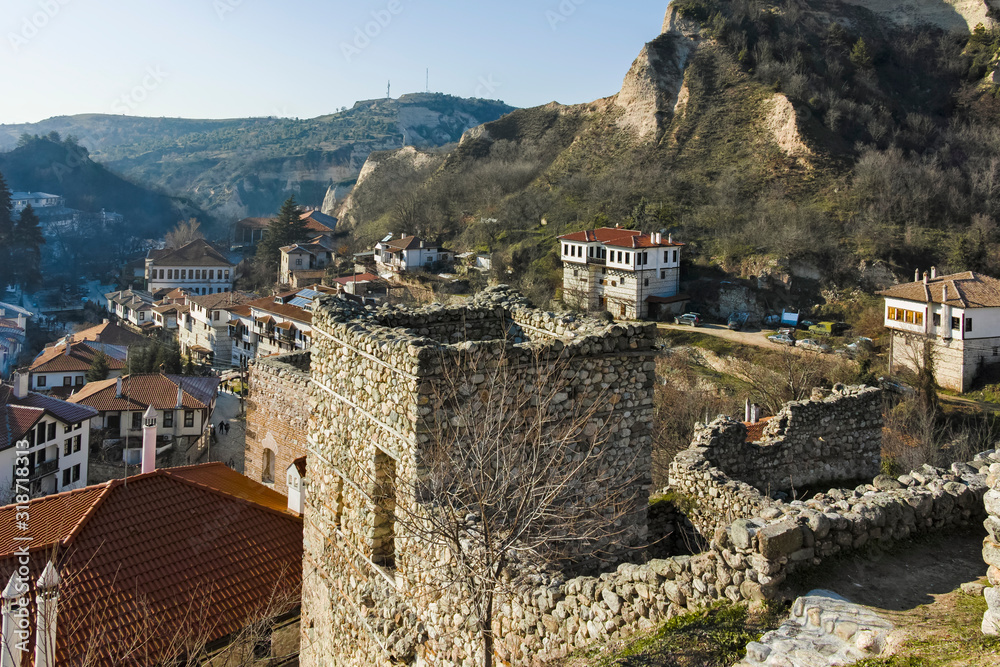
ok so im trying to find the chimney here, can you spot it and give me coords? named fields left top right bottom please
left=915, top=268, right=920, bottom=282
left=115, top=377, right=122, bottom=398
left=12, top=373, right=28, bottom=400
left=63, top=337, right=71, bottom=356
left=175, top=383, right=183, bottom=410
left=752, top=404, right=763, bottom=423
left=15, top=314, right=25, bottom=330
left=943, top=283, right=949, bottom=304
left=923, top=271, right=929, bottom=286
left=141, top=405, right=157, bottom=474
left=2, top=571, right=27, bottom=666
left=33, top=561, right=59, bottom=667
left=930, top=266, right=937, bottom=279
left=102, top=318, right=109, bottom=325
left=286, top=459, right=306, bottom=516
left=668, top=233, right=673, bottom=244
left=745, top=398, right=752, bottom=423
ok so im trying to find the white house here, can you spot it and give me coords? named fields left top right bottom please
left=879, top=269, right=1000, bottom=392
left=374, top=235, right=450, bottom=275
left=176, top=291, right=254, bottom=369
left=105, top=289, right=155, bottom=331
left=229, top=285, right=335, bottom=368
left=27, top=339, right=127, bottom=396
left=69, top=374, right=219, bottom=453
left=558, top=227, right=686, bottom=320
left=145, top=239, right=235, bottom=296
left=0, top=306, right=27, bottom=379
left=11, top=192, right=63, bottom=214
left=1, top=373, right=97, bottom=499
left=279, top=237, right=335, bottom=285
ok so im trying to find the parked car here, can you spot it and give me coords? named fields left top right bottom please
left=797, top=338, right=832, bottom=353
left=799, top=319, right=816, bottom=330
left=839, top=337, right=874, bottom=358
left=777, top=327, right=795, bottom=336
left=727, top=312, right=749, bottom=331
left=808, top=321, right=850, bottom=336
left=878, top=376, right=916, bottom=396
left=768, top=333, right=796, bottom=346
left=675, top=313, right=700, bottom=327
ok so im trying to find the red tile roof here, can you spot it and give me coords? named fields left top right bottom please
left=68, top=374, right=219, bottom=412
left=29, top=341, right=127, bottom=374
left=0, top=463, right=302, bottom=665
left=878, top=271, right=1000, bottom=308
left=67, top=321, right=147, bottom=347
left=247, top=297, right=313, bottom=325
left=186, top=290, right=255, bottom=311
left=330, top=272, right=380, bottom=285
left=558, top=227, right=684, bottom=248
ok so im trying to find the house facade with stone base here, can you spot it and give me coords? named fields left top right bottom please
left=299, top=286, right=657, bottom=667
left=559, top=227, right=685, bottom=320
left=880, top=269, right=1000, bottom=392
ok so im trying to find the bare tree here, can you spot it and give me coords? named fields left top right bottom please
left=389, top=346, right=645, bottom=667
left=165, top=218, right=205, bottom=249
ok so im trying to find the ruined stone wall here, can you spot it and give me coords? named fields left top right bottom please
left=300, top=286, right=657, bottom=667
left=245, top=351, right=311, bottom=494
left=980, top=453, right=1000, bottom=634
left=667, top=385, right=882, bottom=537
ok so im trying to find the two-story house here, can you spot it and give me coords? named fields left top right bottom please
left=279, top=236, right=336, bottom=285
left=229, top=285, right=334, bottom=367
left=880, top=269, right=1000, bottom=392
left=1, top=373, right=97, bottom=498
left=176, top=291, right=254, bottom=368
left=69, top=374, right=220, bottom=456
left=145, top=239, right=235, bottom=296
left=28, top=339, right=127, bottom=396
left=558, top=227, right=686, bottom=320
left=374, top=235, right=450, bottom=275
left=105, top=289, right=155, bottom=332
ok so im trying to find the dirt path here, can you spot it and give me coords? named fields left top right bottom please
left=786, top=529, right=1000, bottom=665
left=656, top=322, right=817, bottom=356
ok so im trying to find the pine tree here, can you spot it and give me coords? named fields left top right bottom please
left=254, top=196, right=306, bottom=278
left=86, top=350, right=111, bottom=382
left=850, top=38, right=873, bottom=70
left=12, top=204, right=45, bottom=291
left=0, top=172, right=14, bottom=291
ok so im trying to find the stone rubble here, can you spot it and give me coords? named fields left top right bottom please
left=738, top=590, right=894, bottom=667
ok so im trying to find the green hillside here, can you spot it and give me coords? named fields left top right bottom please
left=338, top=0, right=1000, bottom=307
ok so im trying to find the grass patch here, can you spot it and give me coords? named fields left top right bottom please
left=659, top=329, right=740, bottom=357
left=565, top=601, right=786, bottom=667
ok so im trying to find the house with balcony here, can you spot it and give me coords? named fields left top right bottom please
left=176, top=291, right=254, bottom=368
left=69, top=374, right=219, bottom=458
left=145, top=239, right=235, bottom=296
left=229, top=285, right=334, bottom=367
left=27, top=338, right=127, bottom=396
left=1, top=373, right=97, bottom=498
left=558, top=227, right=687, bottom=320
left=879, top=269, right=1000, bottom=392
left=279, top=236, right=336, bottom=285
left=104, top=289, right=156, bottom=332
left=234, top=209, right=337, bottom=250
left=374, top=234, right=450, bottom=276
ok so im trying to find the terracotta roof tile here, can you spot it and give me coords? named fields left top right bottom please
left=68, top=374, right=219, bottom=412
left=186, top=290, right=255, bottom=311
left=558, top=227, right=684, bottom=248
left=330, top=272, right=381, bottom=285
left=743, top=417, right=774, bottom=443
left=29, top=341, right=127, bottom=374
left=878, top=271, right=1000, bottom=308
left=0, top=463, right=301, bottom=664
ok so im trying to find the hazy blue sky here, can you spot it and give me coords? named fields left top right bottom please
left=1, top=0, right=669, bottom=123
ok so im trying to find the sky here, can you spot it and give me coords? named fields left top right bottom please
left=0, top=0, right=669, bottom=124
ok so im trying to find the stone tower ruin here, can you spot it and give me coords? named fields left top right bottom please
left=300, top=286, right=657, bottom=666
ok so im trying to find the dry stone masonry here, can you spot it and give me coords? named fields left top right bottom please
left=245, top=350, right=311, bottom=494
left=301, top=286, right=657, bottom=666
left=980, top=454, right=1000, bottom=635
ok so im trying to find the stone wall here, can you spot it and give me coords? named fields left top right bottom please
left=668, top=385, right=883, bottom=537
left=980, top=453, right=1000, bottom=634
left=301, top=286, right=657, bottom=666
left=245, top=351, right=311, bottom=494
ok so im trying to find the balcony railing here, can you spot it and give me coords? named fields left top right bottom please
left=28, top=459, right=58, bottom=482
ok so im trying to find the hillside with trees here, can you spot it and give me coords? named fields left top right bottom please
left=0, top=94, right=515, bottom=221
left=335, top=0, right=1000, bottom=307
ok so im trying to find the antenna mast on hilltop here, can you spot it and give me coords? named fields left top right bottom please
left=387, top=80, right=391, bottom=99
